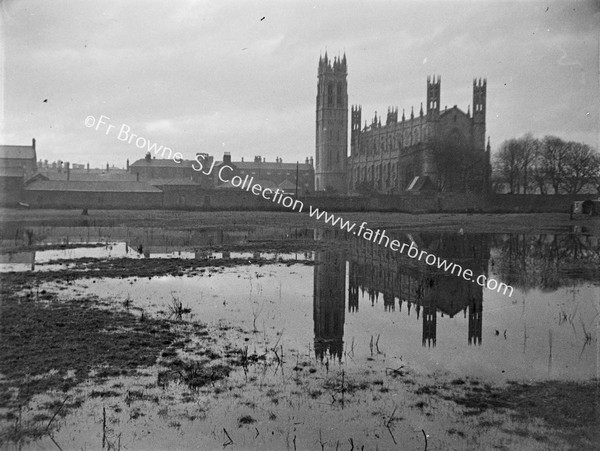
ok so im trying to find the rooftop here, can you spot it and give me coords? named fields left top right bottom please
left=24, top=180, right=162, bottom=193
left=0, top=145, right=36, bottom=160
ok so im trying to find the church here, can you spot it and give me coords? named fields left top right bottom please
left=314, top=53, right=491, bottom=194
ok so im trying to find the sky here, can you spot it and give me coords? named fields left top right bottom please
left=1, top=0, right=599, bottom=168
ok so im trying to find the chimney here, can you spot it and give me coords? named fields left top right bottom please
left=87, top=162, right=89, bottom=172
left=223, top=152, right=231, bottom=164
left=262, top=157, right=266, bottom=163
left=241, top=157, right=244, bottom=162
left=32, top=138, right=37, bottom=166
left=106, top=162, right=109, bottom=172
left=126, top=158, right=130, bottom=171
left=309, top=156, right=314, bottom=166
left=66, top=162, right=70, bottom=181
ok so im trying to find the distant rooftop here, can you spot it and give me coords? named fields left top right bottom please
left=130, top=158, right=196, bottom=168
left=0, top=145, right=35, bottom=160
left=25, top=180, right=162, bottom=193
left=219, top=161, right=313, bottom=171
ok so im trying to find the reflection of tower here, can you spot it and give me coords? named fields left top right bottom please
left=422, top=306, right=437, bottom=347
left=348, top=261, right=359, bottom=312
left=468, top=298, right=482, bottom=345
left=383, top=292, right=395, bottom=312
left=313, top=250, right=346, bottom=361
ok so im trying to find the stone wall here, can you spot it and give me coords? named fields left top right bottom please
left=17, top=184, right=599, bottom=213
left=23, top=190, right=163, bottom=209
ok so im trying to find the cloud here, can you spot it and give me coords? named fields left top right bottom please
left=1, top=0, right=598, bottom=166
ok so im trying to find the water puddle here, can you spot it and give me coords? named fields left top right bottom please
left=43, top=232, right=599, bottom=382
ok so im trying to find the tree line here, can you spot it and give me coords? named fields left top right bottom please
left=493, top=134, right=600, bottom=194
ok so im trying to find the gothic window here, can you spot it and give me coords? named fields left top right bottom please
left=337, top=83, right=343, bottom=106
left=327, top=83, right=334, bottom=107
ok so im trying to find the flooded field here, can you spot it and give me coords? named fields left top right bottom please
left=1, top=211, right=599, bottom=450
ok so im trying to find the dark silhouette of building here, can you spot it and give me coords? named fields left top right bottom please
left=313, top=250, right=346, bottom=361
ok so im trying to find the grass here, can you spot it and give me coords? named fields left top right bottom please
left=448, top=380, right=600, bottom=449
left=0, top=291, right=178, bottom=425
left=166, top=293, right=191, bottom=320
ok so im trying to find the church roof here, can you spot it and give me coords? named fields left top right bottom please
left=439, top=105, right=469, bottom=118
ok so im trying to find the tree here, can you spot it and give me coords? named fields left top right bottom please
left=434, top=132, right=485, bottom=192
left=494, top=134, right=599, bottom=195
left=538, top=136, right=569, bottom=195
left=519, top=134, right=539, bottom=194
left=560, top=141, right=597, bottom=194
left=590, top=153, right=600, bottom=194
left=494, top=138, right=529, bottom=193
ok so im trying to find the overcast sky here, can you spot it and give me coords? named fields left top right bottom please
left=1, top=0, right=598, bottom=168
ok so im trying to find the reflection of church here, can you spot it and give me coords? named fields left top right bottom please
left=313, top=232, right=489, bottom=359
left=313, top=250, right=346, bottom=360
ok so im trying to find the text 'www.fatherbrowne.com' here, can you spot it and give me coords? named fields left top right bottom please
left=307, top=207, right=513, bottom=297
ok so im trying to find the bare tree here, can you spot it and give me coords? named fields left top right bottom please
left=494, top=138, right=528, bottom=193
left=590, top=153, right=600, bottom=194
left=538, top=136, right=569, bottom=195
left=494, top=134, right=599, bottom=195
left=560, top=141, right=597, bottom=194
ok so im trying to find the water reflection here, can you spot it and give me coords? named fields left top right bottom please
left=28, top=228, right=596, bottom=380
left=314, top=232, right=490, bottom=360
left=491, top=234, right=600, bottom=291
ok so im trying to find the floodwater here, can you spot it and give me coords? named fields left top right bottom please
left=6, top=229, right=598, bottom=381
left=1, top=226, right=599, bottom=450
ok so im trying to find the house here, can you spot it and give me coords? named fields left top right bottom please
left=0, top=138, right=38, bottom=204
left=215, top=153, right=314, bottom=195
left=129, top=153, right=214, bottom=189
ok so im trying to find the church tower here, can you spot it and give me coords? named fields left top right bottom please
left=472, top=78, right=487, bottom=152
left=315, top=53, right=348, bottom=192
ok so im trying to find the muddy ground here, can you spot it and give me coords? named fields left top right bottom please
left=2, top=208, right=600, bottom=235
left=0, top=209, right=598, bottom=450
